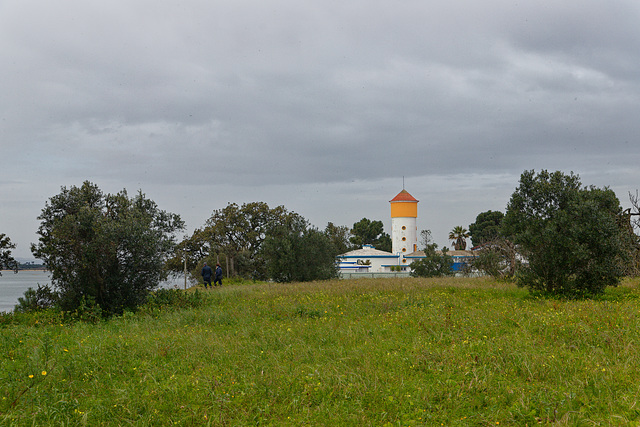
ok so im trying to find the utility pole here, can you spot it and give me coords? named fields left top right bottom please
left=183, top=248, right=187, bottom=290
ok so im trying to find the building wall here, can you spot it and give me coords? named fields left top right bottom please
left=339, top=271, right=411, bottom=279
left=391, top=216, right=418, bottom=258
left=337, top=256, right=398, bottom=272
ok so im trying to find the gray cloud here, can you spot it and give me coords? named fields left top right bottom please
left=2, top=0, right=639, bottom=258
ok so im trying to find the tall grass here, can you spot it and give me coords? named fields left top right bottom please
left=2, top=277, right=640, bottom=425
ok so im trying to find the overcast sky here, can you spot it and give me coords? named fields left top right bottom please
left=2, top=0, right=640, bottom=260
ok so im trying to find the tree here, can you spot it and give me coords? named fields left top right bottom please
left=31, top=182, right=184, bottom=315
left=350, top=218, right=392, bottom=252
left=376, top=233, right=392, bottom=253
left=629, top=191, right=640, bottom=232
left=467, top=211, right=515, bottom=278
left=172, top=202, right=298, bottom=280
left=418, top=229, right=434, bottom=250
left=410, top=229, right=454, bottom=277
left=260, top=214, right=338, bottom=282
left=471, top=237, right=519, bottom=279
left=468, top=210, right=504, bottom=247
left=0, top=233, right=19, bottom=275
left=623, top=191, right=640, bottom=276
left=202, top=202, right=269, bottom=277
left=324, top=222, right=354, bottom=255
left=448, top=226, right=470, bottom=250
left=502, top=170, right=629, bottom=296
left=164, top=227, right=210, bottom=277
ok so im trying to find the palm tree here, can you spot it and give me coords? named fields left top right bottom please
left=449, top=226, right=470, bottom=250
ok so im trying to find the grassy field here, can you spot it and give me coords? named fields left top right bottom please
left=2, top=277, right=640, bottom=426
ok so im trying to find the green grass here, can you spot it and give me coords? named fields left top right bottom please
left=2, top=277, right=640, bottom=425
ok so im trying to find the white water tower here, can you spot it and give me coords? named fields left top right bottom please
left=390, top=189, right=418, bottom=264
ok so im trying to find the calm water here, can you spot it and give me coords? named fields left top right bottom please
left=0, top=271, right=191, bottom=313
left=0, top=270, right=50, bottom=313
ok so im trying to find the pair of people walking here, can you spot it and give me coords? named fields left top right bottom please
left=201, top=263, right=223, bottom=289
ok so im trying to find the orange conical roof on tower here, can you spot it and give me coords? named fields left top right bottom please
left=390, top=189, right=418, bottom=203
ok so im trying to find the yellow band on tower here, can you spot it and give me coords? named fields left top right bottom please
left=391, top=202, right=417, bottom=218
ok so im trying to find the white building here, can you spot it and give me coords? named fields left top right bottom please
left=337, top=244, right=401, bottom=273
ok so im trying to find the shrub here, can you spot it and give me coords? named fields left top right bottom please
left=503, top=170, right=629, bottom=297
left=14, top=284, right=59, bottom=313
left=410, top=246, right=454, bottom=278
left=31, top=182, right=184, bottom=316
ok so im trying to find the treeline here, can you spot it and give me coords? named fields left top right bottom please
left=17, top=262, right=46, bottom=270
left=2, top=170, right=640, bottom=318
left=0, top=182, right=394, bottom=317
left=164, top=202, right=392, bottom=283
left=165, top=202, right=341, bottom=282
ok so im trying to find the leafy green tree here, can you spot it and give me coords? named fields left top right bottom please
left=448, top=226, right=470, bottom=250
left=0, top=233, right=19, bottom=275
left=203, top=202, right=264, bottom=277
left=410, top=229, right=454, bottom=277
left=170, top=202, right=298, bottom=280
left=469, top=210, right=504, bottom=247
left=324, top=222, right=354, bottom=255
left=502, top=170, right=629, bottom=297
left=31, top=182, right=184, bottom=315
left=350, top=218, right=392, bottom=252
left=260, top=214, right=338, bottom=282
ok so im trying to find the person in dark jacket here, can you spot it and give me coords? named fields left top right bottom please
left=201, top=263, right=213, bottom=289
left=214, top=263, right=223, bottom=287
